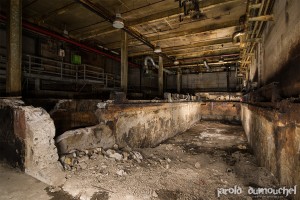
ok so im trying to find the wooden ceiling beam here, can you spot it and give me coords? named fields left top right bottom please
left=105, top=21, right=239, bottom=49
left=165, top=47, right=240, bottom=59
left=77, top=0, right=241, bottom=40
left=128, top=37, right=234, bottom=57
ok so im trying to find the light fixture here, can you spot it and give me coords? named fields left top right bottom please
left=174, top=59, right=179, bottom=65
left=154, top=44, right=162, bottom=53
left=113, top=13, right=124, bottom=29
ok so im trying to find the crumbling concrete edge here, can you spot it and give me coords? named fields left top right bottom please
left=0, top=99, right=66, bottom=186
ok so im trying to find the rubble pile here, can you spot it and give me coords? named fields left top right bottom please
left=59, top=145, right=144, bottom=171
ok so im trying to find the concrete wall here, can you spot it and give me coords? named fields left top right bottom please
left=241, top=103, right=300, bottom=199
left=250, top=0, right=300, bottom=97
left=53, top=100, right=241, bottom=154
left=200, top=102, right=241, bottom=122
left=0, top=99, right=65, bottom=186
left=128, top=67, right=159, bottom=93
left=167, top=71, right=237, bottom=92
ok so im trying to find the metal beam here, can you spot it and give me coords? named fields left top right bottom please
left=249, top=3, right=262, bottom=9
left=248, top=15, right=274, bottom=21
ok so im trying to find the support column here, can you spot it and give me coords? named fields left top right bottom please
left=158, top=56, right=163, bottom=96
left=6, top=0, right=22, bottom=96
left=121, top=30, right=128, bottom=93
left=177, top=70, right=181, bottom=94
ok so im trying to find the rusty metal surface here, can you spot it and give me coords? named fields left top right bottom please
left=241, top=103, right=300, bottom=199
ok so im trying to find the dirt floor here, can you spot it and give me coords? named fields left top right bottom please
left=0, top=121, right=288, bottom=200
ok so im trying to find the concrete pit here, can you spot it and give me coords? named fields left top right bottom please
left=1, top=98, right=298, bottom=200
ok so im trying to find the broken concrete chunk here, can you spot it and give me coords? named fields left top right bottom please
left=56, top=124, right=115, bottom=154
left=131, top=151, right=143, bottom=163
left=64, top=157, right=73, bottom=166
left=122, top=146, right=132, bottom=153
left=152, top=191, right=158, bottom=198
left=122, top=152, right=129, bottom=161
left=106, top=149, right=123, bottom=161
left=77, top=156, right=89, bottom=163
left=97, top=102, right=107, bottom=109
left=116, top=169, right=127, bottom=176
left=79, top=162, right=88, bottom=170
left=113, top=144, right=119, bottom=150
left=195, top=162, right=201, bottom=169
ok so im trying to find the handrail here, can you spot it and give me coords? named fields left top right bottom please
left=0, top=54, right=121, bottom=90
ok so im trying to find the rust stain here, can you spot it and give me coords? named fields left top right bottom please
left=14, top=109, right=26, bottom=140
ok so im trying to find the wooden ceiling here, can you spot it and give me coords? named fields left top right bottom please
left=1, top=0, right=248, bottom=71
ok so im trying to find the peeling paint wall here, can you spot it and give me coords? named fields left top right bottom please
left=241, top=103, right=300, bottom=199
left=97, top=103, right=202, bottom=148
left=199, top=102, right=241, bottom=122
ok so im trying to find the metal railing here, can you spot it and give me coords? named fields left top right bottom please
left=0, top=54, right=120, bottom=92
left=22, top=54, right=120, bottom=87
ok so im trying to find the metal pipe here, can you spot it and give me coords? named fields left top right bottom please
left=144, top=56, right=174, bottom=74
left=203, top=60, right=210, bottom=71
left=0, top=14, right=139, bottom=68
left=232, top=31, right=245, bottom=44
left=241, top=0, right=274, bottom=69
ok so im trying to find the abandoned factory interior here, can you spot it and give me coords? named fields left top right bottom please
left=0, top=0, right=299, bottom=199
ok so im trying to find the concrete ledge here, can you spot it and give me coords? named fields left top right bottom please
left=53, top=100, right=241, bottom=154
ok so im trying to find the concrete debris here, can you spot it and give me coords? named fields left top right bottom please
left=96, top=102, right=107, bottom=109
left=195, top=162, right=201, bottom=169
left=152, top=191, right=158, bottom=198
left=56, top=124, right=115, bottom=154
left=121, top=146, right=132, bottom=153
left=164, top=92, right=173, bottom=102
left=113, top=144, right=119, bottom=150
left=122, top=152, right=129, bottom=161
left=131, top=151, right=143, bottom=163
left=116, top=169, right=127, bottom=176
left=237, top=144, right=247, bottom=149
left=79, top=162, right=88, bottom=170
left=106, top=149, right=123, bottom=161
left=60, top=147, right=144, bottom=171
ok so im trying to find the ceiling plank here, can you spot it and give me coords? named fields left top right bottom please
left=77, top=0, right=242, bottom=40
left=36, top=2, right=78, bottom=23
left=105, top=20, right=240, bottom=49
left=165, top=47, right=240, bottom=59
left=75, top=0, right=174, bottom=62
left=128, top=37, right=234, bottom=57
